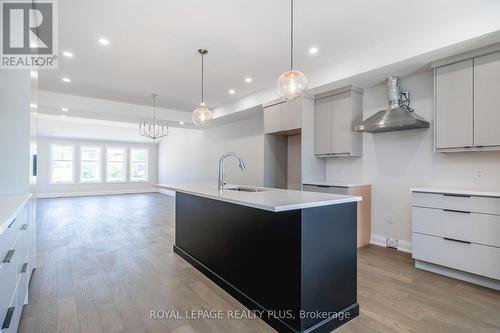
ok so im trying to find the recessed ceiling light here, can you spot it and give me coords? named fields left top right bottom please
left=244, top=77, right=252, bottom=83
left=98, top=38, right=110, bottom=46
left=61, top=107, right=69, bottom=112
left=62, top=77, right=71, bottom=83
left=228, top=89, right=235, bottom=94
left=179, top=121, right=185, bottom=125
left=62, top=51, right=74, bottom=58
left=309, top=47, right=319, bottom=54
left=30, top=103, right=37, bottom=108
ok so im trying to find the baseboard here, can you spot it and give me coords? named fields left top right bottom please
left=158, top=188, right=176, bottom=196
left=37, top=189, right=158, bottom=198
left=370, top=233, right=412, bottom=253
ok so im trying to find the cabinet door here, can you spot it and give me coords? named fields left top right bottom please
left=331, top=91, right=353, bottom=154
left=314, top=97, right=332, bottom=154
left=474, top=52, right=500, bottom=147
left=282, top=98, right=302, bottom=131
left=263, top=103, right=282, bottom=134
left=435, top=60, right=473, bottom=149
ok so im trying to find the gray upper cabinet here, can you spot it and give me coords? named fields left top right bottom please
left=282, top=98, right=302, bottom=131
left=433, top=46, right=500, bottom=152
left=263, top=103, right=282, bottom=134
left=314, top=97, right=332, bottom=155
left=435, top=60, right=474, bottom=149
left=474, top=52, right=500, bottom=147
left=263, top=99, right=302, bottom=135
left=314, top=86, right=363, bottom=157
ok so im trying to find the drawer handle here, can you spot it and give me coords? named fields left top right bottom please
left=443, top=237, right=471, bottom=244
left=316, top=185, right=331, bottom=188
left=21, top=262, right=28, bottom=273
left=8, top=218, right=16, bottom=228
left=21, top=224, right=28, bottom=230
left=443, top=209, right=471, bottom=214
left=1, top=307, right=14, bottom=329
left=443, top=193, right=471, bottom=198
left=3, top=250, right=15, bottom=263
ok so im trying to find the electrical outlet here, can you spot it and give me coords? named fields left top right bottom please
left=385, top=213, right=393, bottom=224
left=386, top=237, right=398, bottom=249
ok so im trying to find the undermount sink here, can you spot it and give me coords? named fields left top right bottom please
left=225, top=186, right=264, bottom=192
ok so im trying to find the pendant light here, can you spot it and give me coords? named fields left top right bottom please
left=192, top=49, right=212, bottom=127
left=139, top=94, right=168, bottom=140
left=276, top=0, right=308, bottom=100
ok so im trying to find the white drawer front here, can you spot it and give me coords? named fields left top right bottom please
left=412, top=207, right=500, bottom=248
left=303, top=185, right=349, bottom=195
left=412, top=233, right=500, bottom=280
left=413, top=192, right=500, bottom=215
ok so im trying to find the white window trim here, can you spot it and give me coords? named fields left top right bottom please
left=79, top=146, right=102, bottom=184
left=49, top=144, right=75, bottom=184
left=129, top=148, right=149, bottom=183
left=105, top=146, right=127, bottom=183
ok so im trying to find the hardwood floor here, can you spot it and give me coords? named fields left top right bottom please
left=19, top=193, right=500, bottom=333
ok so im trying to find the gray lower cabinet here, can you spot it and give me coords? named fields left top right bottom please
left=411, top=190, right=500, bottom=290
left=314, top=86, right=363, bottom=157
left=0, top=200, right=36, bottom=333
left=433, top=48, right=500, bottom=151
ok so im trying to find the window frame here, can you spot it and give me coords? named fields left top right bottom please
left=79, top=146, right=102, bottom=184
left=129, top=148, right=149, bottom=182
left=49, top=144, right=75, bottom=184
left=105, top=146, right=127, bottom=183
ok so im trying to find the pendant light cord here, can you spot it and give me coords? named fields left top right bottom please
left=290, top=0, right=294, bottom=70
left=201, top=52, right=204, bottom=104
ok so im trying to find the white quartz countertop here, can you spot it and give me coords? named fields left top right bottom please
left=157, top=183, right=361, bottom=212
left=411, top=187, right=500, bottom=198
left=0, top=193, right=31, bottom=235
left=303, top=181, right=371, bottom=188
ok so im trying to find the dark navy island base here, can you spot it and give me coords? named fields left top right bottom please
left=174, top=192, right=359, bottom=333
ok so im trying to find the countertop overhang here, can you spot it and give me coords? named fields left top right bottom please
left=156, top=183, right=361, bottom=212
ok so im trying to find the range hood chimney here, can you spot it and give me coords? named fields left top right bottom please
left=354, top=76, right=430, bottom=133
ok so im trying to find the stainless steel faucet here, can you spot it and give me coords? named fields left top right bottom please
left=218, top=152, right=246, bottom=191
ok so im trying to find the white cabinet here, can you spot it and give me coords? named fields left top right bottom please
left=314, top=86, right=363, bottom=157
left=474, top=51, right=500, bottom=147
left=0, top=198, right=35, bottom=333
left=263, top=99, right=303, bottom=135
left=434, top=60, right=473, bottom=149
left=411, top=189, right=500, bottom=290
left=433, top=48, right=500, bottom=151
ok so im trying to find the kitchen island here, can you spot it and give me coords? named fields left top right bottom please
left=157, top=183, right=361, bottom=333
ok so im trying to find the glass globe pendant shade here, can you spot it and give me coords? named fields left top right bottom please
left=277, top=69, right=308, bottom=100
left=192, top=105, right=212, bottom=127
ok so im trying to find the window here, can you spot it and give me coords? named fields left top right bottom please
left=80, top=146, right=101, bottom=183
left=106, top=147, right=126, bottom=182
left=50, top=145, right=74, bottom=183
left=130, top=148, right=148, bottom=182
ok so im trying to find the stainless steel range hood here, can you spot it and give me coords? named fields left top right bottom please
left=354, top=76, right=430, bottom=133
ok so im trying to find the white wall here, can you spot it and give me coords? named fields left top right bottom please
left=325, top=71, right=500, bottom=245
left=0, top=70, right=31, bottom=194
left=37, top=137, right=158, bottom=197
left=158, top=114, right=264, bottom=186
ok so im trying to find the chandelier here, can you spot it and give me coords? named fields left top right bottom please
left=140, top=94, right=168, bottom=140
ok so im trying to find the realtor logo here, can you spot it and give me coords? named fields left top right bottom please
left=1, top=0, right=58, bottom=69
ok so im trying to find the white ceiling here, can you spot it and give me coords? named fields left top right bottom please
left=39, top=0, right=500, bottom=113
